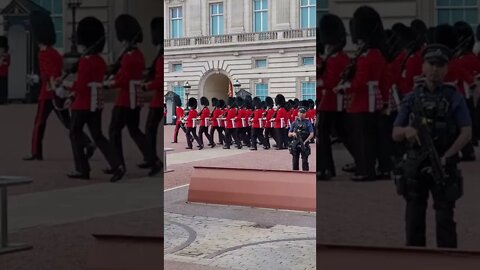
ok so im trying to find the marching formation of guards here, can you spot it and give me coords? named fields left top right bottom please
left=317, top=6, right=480, bottom=182
left=171, top=94, right=316, bottom=163
left=22, top=11, right=164, bottom=181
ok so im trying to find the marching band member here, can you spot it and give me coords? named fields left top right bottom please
left=263, top=96, right=275, bottom=149
left=198, top=97, right=215, bottom=148
left=250, top=97, right=268, bottom=150
left=209, top=98, right=225, bottom=145
left=172, top=95, right=184, bottom=143
left=184, top=97, right=202, bottom=149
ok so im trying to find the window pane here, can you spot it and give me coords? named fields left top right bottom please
left=53, top=17, right=63, bottom=32
left=255, top=13, right=262, bottom=31
left=262, top=0, right=268, bottom=9
left=318, top=0, right=328, bottom=9
left=178, top=7, right=183, bottom=17
left=309, top=7, right=315, bottom=28
left=262, top=12, right=268, bottom=31
left=449, top=0, right=463, bottom=7
left=437, top=0, right=450, bottom=6
left=56, top=32, right=63, bottom=48
left=212, top=17, right=217, bottom=35
left=451, top=9, right=463, bottom=22
left=301, top=0, right=308, bottom=6
left=219, top=3, right=224, bottom=13
left=437, top=9, right=450, bottom=24
left=219, top=15, right=224, bottom=34
left=302, top=82, right=316, bottom=101
left=256, top=59, right=267, bottom=68
left=303, top=57, right=314, bottom=65
left=465, top=0, right=477, bottom=5
left=254, top=0, right=261, bottom=10
left=301, top=7, right=308, bottom=28
left=309, top=0, right=315, bottom=5
left=53, top=0, right=62, bottom=14
left=466, top=8, right=478, bottom=24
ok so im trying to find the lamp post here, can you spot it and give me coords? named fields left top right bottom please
left=233, top=79, right=241, bottom=96
left=63, top=0, right=82, bottom=72
left=184, top=81, right=191, bottom=105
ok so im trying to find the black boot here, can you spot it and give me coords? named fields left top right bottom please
left=67, top=171, right=90, bottom=180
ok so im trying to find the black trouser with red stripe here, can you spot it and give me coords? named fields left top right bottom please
left=198, top=126, right=213, bottom=146
left=0, top=77, right=7, bottom=104
left=186, top=127, right=201, bottom=148
left=109, top=106, right=149, bottom=167
left=145, top=107, right=163, bottom=165
left=30, top=99, right=92, bottom=158
left=173, top=122, right=181, bottom=143
left=209, top=126, right=224, bottom=144
left=71, top=110, right=121, bottom=174
left=264, top=127, right=273, bottom=148
left=251, top=128, right=266, bottom=149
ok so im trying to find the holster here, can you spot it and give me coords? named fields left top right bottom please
left=440, top=165, right=464, bottom=201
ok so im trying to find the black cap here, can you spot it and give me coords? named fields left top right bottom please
left=422, top=44, right=452, bottom=64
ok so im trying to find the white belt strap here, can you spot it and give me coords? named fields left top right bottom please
left=88, top=82, right=103, bottom=112
left=368, top=81, right=379, bottom=113
left=129, top=80, right=142, bottom=109
left=392, top=84, right=401, bottom=107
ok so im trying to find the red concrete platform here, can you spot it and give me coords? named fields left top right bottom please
left=187, top=166, right=316, bottom=212
left=85, top=234, right=163, bottom=270
left=317, top=244, right=480, bottom=270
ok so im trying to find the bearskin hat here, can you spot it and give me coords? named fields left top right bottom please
left=0, top=36, right=8, bottom=51
left=77, top=17, right=105, bottom=54
left=200, top=97, right=209, bottom=106
left=253, top=97, right=261, bottom=108
left=285, top=101, right=292, bottom=111
left=244, top=99, right=253, bottom=109
left=261, top=101, right=266, bottom=109
left=188, top=97, right=197, bottom=108
left=212, top=97, right=218, bottom=107
left=265, top=96, right=274, bottom=108
left=275, top=94, right=286, bottom=107
left=352, top=6, right=385, bottom=48
left=30, top=11, right=56, bottom=46
left=115, top=14, right=143, bottom=43
left=301, top=100, right=309, bottom=109
left=288, top=99, right=295, bottom=109
left=218, top=99, right=226, bottom=108
left=245, top=95, right=252, bottom=102
left=150, top=17, right=162, bottom=46
left=236, top=97, right=244, bottom=108
left=294, top=98, right=300, bottom=108
left=319, top=14, right=346, bottom=48
left=227, top=97, right=236, bottom=107
left=392, top=23, right=415, bottom=49
left=349, top=18, right=358, bottom=45
left=410, top=19, right=427, bottom=45
left=307, top=99, right=315, bottom=109
left=454, top=21, right=475, bottom=52
left=476, top=24, right=480, bottom=42
left=434, top=24, right=458, bottom=50
left=426, top=27, right=436, bottom=45
left=174, top=94, right=182, bottom=107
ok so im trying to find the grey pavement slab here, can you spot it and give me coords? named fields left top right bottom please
left=9, top=177, right=163, bottom=232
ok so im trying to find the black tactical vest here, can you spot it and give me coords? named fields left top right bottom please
left=294, top=119, right=310, bottom=141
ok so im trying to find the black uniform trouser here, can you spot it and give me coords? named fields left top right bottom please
left=198, top=126, right=212, bottom=146
left=251, top=128, right=266, bottom=149
left=274, top=128, right=285, bottom=149
left=145, top=107, right=162, bottom=164
left=405, top=172, right=457, bottom=248
left=376, top=112, right=393, bottom=173
left=173, top=122, right=181, bottom=142
left=224, top=128, right=236, bottom=147
left=185, top=127, right=201, bottom=148
left=283, top=128, right=290, bottom=148
left=71, top=110, right=121, bottom=174
left=0, top=77, right=7, bottom=104
left=233, top=128, right=242, bottom=147
left=292, top=145, right=310, bottom=171
left=209, top=126, right=224, bottom=144
left=31, top=99, right=92, bottom=158
left=244, top=127, right=251, bottom=146
left=347, top=112, right=377, bottom=178
left=109, top=106, right=149, bottom=167
left=317, top=111, right=345, bottom=175
left=264, top=128, right=274, bottom=148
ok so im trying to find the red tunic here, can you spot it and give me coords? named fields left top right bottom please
left=70, top=55, right=107, bottom=111
left=252, top=109, right=264, bottom=128
left=0, top=53, right=10, bottom=77
left=401, top=49, right=424, bottom=94
left=175, top=106, right=184, bottom=125
left=273, top=107, right=287, bottom=128
left=265, top=108, right=275, bottom=128
left=186, top=109, right=197, bottom=128
left=210, top=108, right=222, bottom=127
left=38, top=46, right=63, bottom=101
left=444, top=58, right=474, bottom=96
left=199, top=107, right=210, bottom=127
left=318, top=51, right=350, bottom=111
left=236, top=108, right=246, bottom=128
left=225, top=108, right=237, bottom=129
left=347, top=49, right=387, bottom=113
left=112, top=48, right=146, bottom=108
left=146, top=55, right=163, bottom=108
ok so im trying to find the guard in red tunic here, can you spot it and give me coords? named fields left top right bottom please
left=184, top=97, right=202, bottom=149
left=0, top=36, right=10, bottom=105
left=338, top=6, right=388, bottom=181
left=234, top=97, right=245, bottom=149
left=63, top=17, right=124, bottom=181
left=242, top=97, right=253, bottom=147
left=24, top=11, right=94, bottom=161
left=104, top=14, right=149, bottom=169
left=317, top=14, right=350, bottom=181
left=198, top=97, right=215, bottom=148
left=172, top=95, right=184, bottom=143
left=209, top=98, right=225, bottom=145
left=263, top=96, right=275, bottom=149
left=249, top=97, right=267, bottom=150
left=223, top=97, right=240, bottom=149
left=141, top=17, right=164, bottom=176
left=273, top=94, right=288, bottom=150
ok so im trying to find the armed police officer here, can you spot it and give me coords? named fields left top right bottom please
left=392, top=44, right=472, bottom=248
left=288, top=106, right=314, bottom=171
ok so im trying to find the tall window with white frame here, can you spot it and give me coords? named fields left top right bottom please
left=301, top=81, right=316, bottom=101
left=255, top=83, right=268, bottom=101
left=317, top=0, right=328, bottom=21
left=211, top=2, right=224, bottom=35
left=173, top=85, right=185, bottom=107
left=170, top=6, right=183, bottom=38
left=33, top=0, right=64, bottom=50
left=253, top=0, right=268, bottom=32
left=300, top=0, right=316, bottom=29
left=436, top=0, right=478, bottom=27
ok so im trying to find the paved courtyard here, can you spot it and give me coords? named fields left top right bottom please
left=164, top=124, right=317, bottom=270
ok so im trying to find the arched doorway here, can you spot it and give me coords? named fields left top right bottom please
left=200, top=71, right=231, bottom=102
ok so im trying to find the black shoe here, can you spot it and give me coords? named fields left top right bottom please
left=249, top=147, right=257, bottom=151
left=351, top=175, right=375, bottom=182
left=263, top=146, right=270, bottom=150
left=198, top=145, right=204, bottom=150
left=210, top=143, right=216, bottom=148
left=137, top=162, right=152, bottom=169
left=376, top=172, right=391, bottom=180
left=148, top=163, right=162, bottom=177
left=273, top=144, right=277, bottom=148
left=103, top=168, right=115, bottom=175
left=207, top=143, right=212, bottom=146
left=236, top=145, right=242, bottom=149
left=219, top=142, right=224, bottom=145
left=23, top=155, right=43, bottom=161
left=318, top=171, right=333, bottom=181
left=223, top=146, right=230, bottom=149
left=342, top=163, right=356, bottom=173
left=85, top=144, right=96, bottom=160
left=185, top=147, right=193, bottom=149
left=110, top=166, right=126, bottom=182
left=67, top=171, right=90, bottom=180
